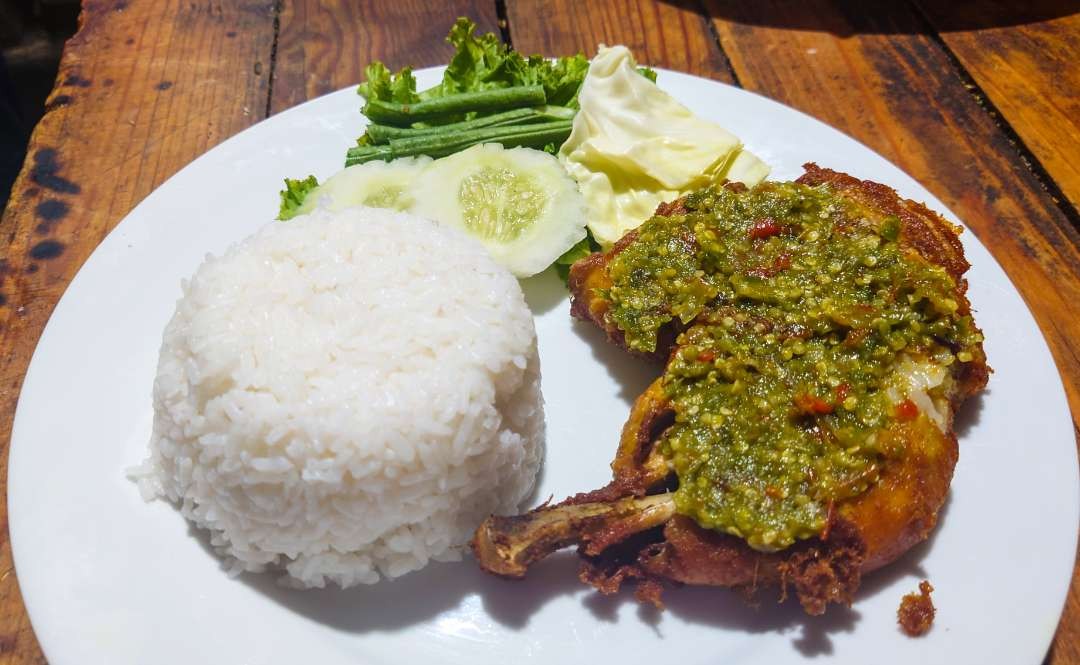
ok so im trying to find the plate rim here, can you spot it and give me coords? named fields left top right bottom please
left=8, top=64, right=1078, bottom=665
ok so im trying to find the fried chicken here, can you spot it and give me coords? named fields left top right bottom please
left=472, top=164, right=988, bottom=614
left=898, top=580, right=936, bottom=636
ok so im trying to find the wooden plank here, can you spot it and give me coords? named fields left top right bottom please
left=915, top=1, right=1080, bottom=211
left=0, top=1, right=278, bottom=661
left=2, top=2, right=1076, bottom=663
left=703, top=0, right=1080, bottom=414
left=505, top=0, right=734, bottom=83
left=703, top=3, right=1080, bottom=662
left=508, top=2, right=1080, bottom=660
left=270, top=0, right=502, bottom=115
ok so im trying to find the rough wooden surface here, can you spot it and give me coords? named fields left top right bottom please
left=704, top=1, right=1080, bottom=407
left=915, top=1, right=1080, bottom=211
left=506, top=0, right=734, bottom=83
left=1, top=0, right=1077, bottom=662
left=0, top=1, right=278, bottom=661
left=699, top=5, right=1080, bottom=662
left=271, top=0, right=500, bottom=114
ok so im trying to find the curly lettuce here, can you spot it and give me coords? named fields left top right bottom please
left=357, top=18, right=589, bottom=109
left=553, top=229, right=601, bottom=283
left=277, top=175, right=319, bottom=221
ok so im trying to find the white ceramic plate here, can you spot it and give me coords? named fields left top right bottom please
left=9, top=67, right=1077, bottom=665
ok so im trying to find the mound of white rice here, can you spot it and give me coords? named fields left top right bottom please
left=134, top=207, right=544, bottom=588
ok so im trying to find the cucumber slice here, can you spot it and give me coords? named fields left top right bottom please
left=410, top=143, right=587, bottom=277
left=304, top=156, right=433, bottom=214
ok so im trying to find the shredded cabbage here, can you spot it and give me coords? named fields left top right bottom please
left=559, top=45, right=769, bottom=246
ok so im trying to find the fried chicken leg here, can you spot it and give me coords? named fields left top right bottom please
left=472, top=164, right=989, bottom=614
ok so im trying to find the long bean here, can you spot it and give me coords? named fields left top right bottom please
left=362, top=85, right=547, bottom=126
left=345, top=121, right=572, bottom=166
left=387, top=120, right=568, bottom=152
left=364, top=108, right=541, bottom=143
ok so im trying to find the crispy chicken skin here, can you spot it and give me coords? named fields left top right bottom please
left=472, top=164, right=989, bottom=614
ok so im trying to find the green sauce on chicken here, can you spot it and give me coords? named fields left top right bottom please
left=601, top=182, right=983, bottom=550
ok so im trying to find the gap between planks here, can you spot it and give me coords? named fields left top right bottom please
left=495, top=0, right=513, bottom=47
left=903, top=0, right=1080, bottom=234
left=254, top=0, right=1079, bottom=236
left=701, top=0, right=1078, bottom=234
left=264, top=0, right=284, bottom=119
left=696, top=1, right=743, bottom=88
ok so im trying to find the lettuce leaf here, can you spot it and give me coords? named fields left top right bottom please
left=357, top=63, right=420, bottom=104
left=435, top=18, right=513, bottom=96
left=553, top=229, right=601, bottom=283
left=277, top=175, right=319, bottom=221
left=357, top=18, right=589, bottom=109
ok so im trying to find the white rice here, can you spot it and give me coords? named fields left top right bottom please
left=133, top=206, right=544, bottom=588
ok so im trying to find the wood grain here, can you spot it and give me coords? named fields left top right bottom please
left=506, top=0, right=734, bottom=83
left=508, top=1, right=1080, bottom=662
left=702, top=0, right=1080, bottom=411
left=270, top=0, right=501, bottom=115
left=0, top=1, right=280, bottom=661
left=1, top=0, right=1077, bottom=662
left=702, top=4, right=1080, bottom=662
left=0, top=2, right=504, bottom=660
left=915, top=0, right=1080, bottom=211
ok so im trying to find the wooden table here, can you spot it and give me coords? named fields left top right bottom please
left=1, top=1, right=1077, bottom=661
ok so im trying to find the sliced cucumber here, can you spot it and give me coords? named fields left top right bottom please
left=410, top=143, right=587, bottom=277
left=304, top=156, right=433, bottom=214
